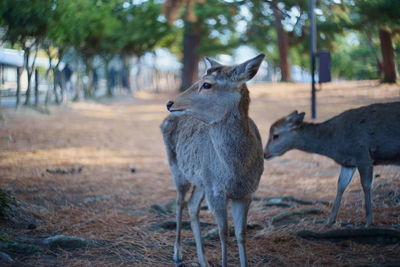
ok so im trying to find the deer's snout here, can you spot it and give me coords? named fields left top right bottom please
left=264, top=151, right=272, bottom=160
left=166, top=101, right=174, bottom=111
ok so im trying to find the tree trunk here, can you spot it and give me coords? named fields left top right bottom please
left=134, top=57, right=142, bottom=91
left=105, top=59, right=113, bottom=97
left=365, top=31, right=383, bottom=79
left=23, top=47, right=31, bottom=106
left=180, top=21, right=201, bottom=91
left=122, top=53, right=132, bottom=92
left=34, top=68, right=39, bottom=107
left=379, top=29, right=397, bottom=83
left=60, top=68, right=67, bottom=104
left=52, top=68, right=60, bottom=104
left=16, top=67, right=21, bottom=108
left=84, top=59, right=94, bottom=98
left=24, top=46, right=38, bottom=106
left=272, top=2, right=292, bottom=82
left=24, top=71, right=32, bottom=106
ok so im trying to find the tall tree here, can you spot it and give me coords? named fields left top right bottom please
left=164, top=0, right=205, bottom=90
left=355, top=0, right=399, bottom=83
left=164, top=0, right=240, bottom=91
left=246, top=0, right=305, bottom=82
left=0, top=0, right=52, bottom=106
left=271, top=1, right=292, bottom=81
left=117, top=0, right=170, bottom=91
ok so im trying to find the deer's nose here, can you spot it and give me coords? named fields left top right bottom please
left=166, top=101, right=174, bottom=111
left=264, top=152, right=272, bottom=159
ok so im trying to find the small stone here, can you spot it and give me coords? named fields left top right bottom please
left=43, top=235, right=91, bottom=249
left=131, top=168, right=136, bottom=173
left=204, top=226, right=235, bottom=240
left=247, top=223, right=263, bottom=231
left=28, top=223, right=37, bottom=230
left=82, top=194, right=112, bottom=204
left=127, top=210, right=148, bottom=216
left=0, top=241, right=42, bottom=255
left=270, top=208, right=324, bottom=226
left=264, top=203, right=295, bottom=209
left=149, top=204, right=169, bottom=216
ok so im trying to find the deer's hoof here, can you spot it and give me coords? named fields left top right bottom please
left=365, top=222, right=373, bottom=228
left=173, top=255, right=183, bottom=264
left=173, top=259, right=184, bottom=267
left=324, top=219, right=335, bottom=227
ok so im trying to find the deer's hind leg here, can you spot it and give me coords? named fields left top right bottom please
left=173, top=182, right=190, bottom=264
left=358, top=163, right=374, bottom=227
left=326, top=166, right=356, bottom=226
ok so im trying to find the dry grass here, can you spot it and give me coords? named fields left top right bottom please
left=0, top=81, right=399, bottom=266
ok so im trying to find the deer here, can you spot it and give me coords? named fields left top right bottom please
left=263, top=102, right=400, bottom=227
left=160, top=54, right=265, bottom=267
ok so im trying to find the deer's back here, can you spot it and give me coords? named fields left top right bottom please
left=328, top=102, right=400, bottom=165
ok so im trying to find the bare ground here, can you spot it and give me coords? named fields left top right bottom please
left=0, top=80, right=400, bottom=266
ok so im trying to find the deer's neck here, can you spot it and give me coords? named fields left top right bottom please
left=295, top=122, right=337, bottom=158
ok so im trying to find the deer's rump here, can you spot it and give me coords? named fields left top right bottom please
left=328, top=102, right=400, bottom=165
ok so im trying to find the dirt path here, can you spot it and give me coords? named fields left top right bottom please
left=1, top=81, right=400, bottom=266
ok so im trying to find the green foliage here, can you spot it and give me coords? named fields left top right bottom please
left=0, top=0, right=52, bottom=46
left=118, top=0, right=171, bottom=57
left=331, top=33, right=379, bottom=80
left=355, top=0, right=400, bottom=29
left=1, top=0, right=398, bottom=83
left=196, top=0, right=241, bottom=56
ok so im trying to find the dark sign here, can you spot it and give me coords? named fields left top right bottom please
left=318, top=51, right=331, bottom=83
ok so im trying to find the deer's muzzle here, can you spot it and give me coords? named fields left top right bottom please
left=166, top=101, right=174, bottom=111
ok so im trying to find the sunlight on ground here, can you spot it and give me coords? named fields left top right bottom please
left=0, top=147, right=144, bottom=167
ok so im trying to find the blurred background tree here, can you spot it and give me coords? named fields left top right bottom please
left=0, top=0, right=52, bottom=106
left=0, top=0, right=398, bottom=106
left=164, top=0, right=241, bottom=90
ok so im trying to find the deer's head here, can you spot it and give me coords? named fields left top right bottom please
left=166, top=54, right=265, bottom=124
left=264, top=110, right=305, bottom=160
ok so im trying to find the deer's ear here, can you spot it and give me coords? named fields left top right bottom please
left=286, top=111, right=305, bottom=129
left=230, top=54, right=265, bottom=82
left=205, top=57, right=222, bottom=68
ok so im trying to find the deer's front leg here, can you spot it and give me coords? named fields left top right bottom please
left=207, top=192, right=228, bottom=267
left=358, top=163, right=374, bottom=227
left=326, top=166, right=356, bottom=226
left=188, top=186, right=208, bottom=267
left=232, top=196, right=251, bottom=267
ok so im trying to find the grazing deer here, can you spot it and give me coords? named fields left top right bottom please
left=264, top=102, right=400, bottom=227
left=161, top=54, right=265, bottom=267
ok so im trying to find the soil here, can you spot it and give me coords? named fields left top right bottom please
left=0, top=80, right=399, bottom=266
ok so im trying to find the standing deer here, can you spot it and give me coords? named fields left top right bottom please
left=263, top=102, right=400, bottom=227
left=161, top=54, right=265, bottom=267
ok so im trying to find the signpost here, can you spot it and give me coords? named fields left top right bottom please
left=309, top=0, right=317, bottom=119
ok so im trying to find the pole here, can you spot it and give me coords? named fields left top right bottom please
left=309, top=0, right=317, bottom=119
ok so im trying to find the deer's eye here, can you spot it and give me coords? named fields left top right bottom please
left=272, top=134, right=279, bottom=140
left=202, top=82, right=212, bottom=89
